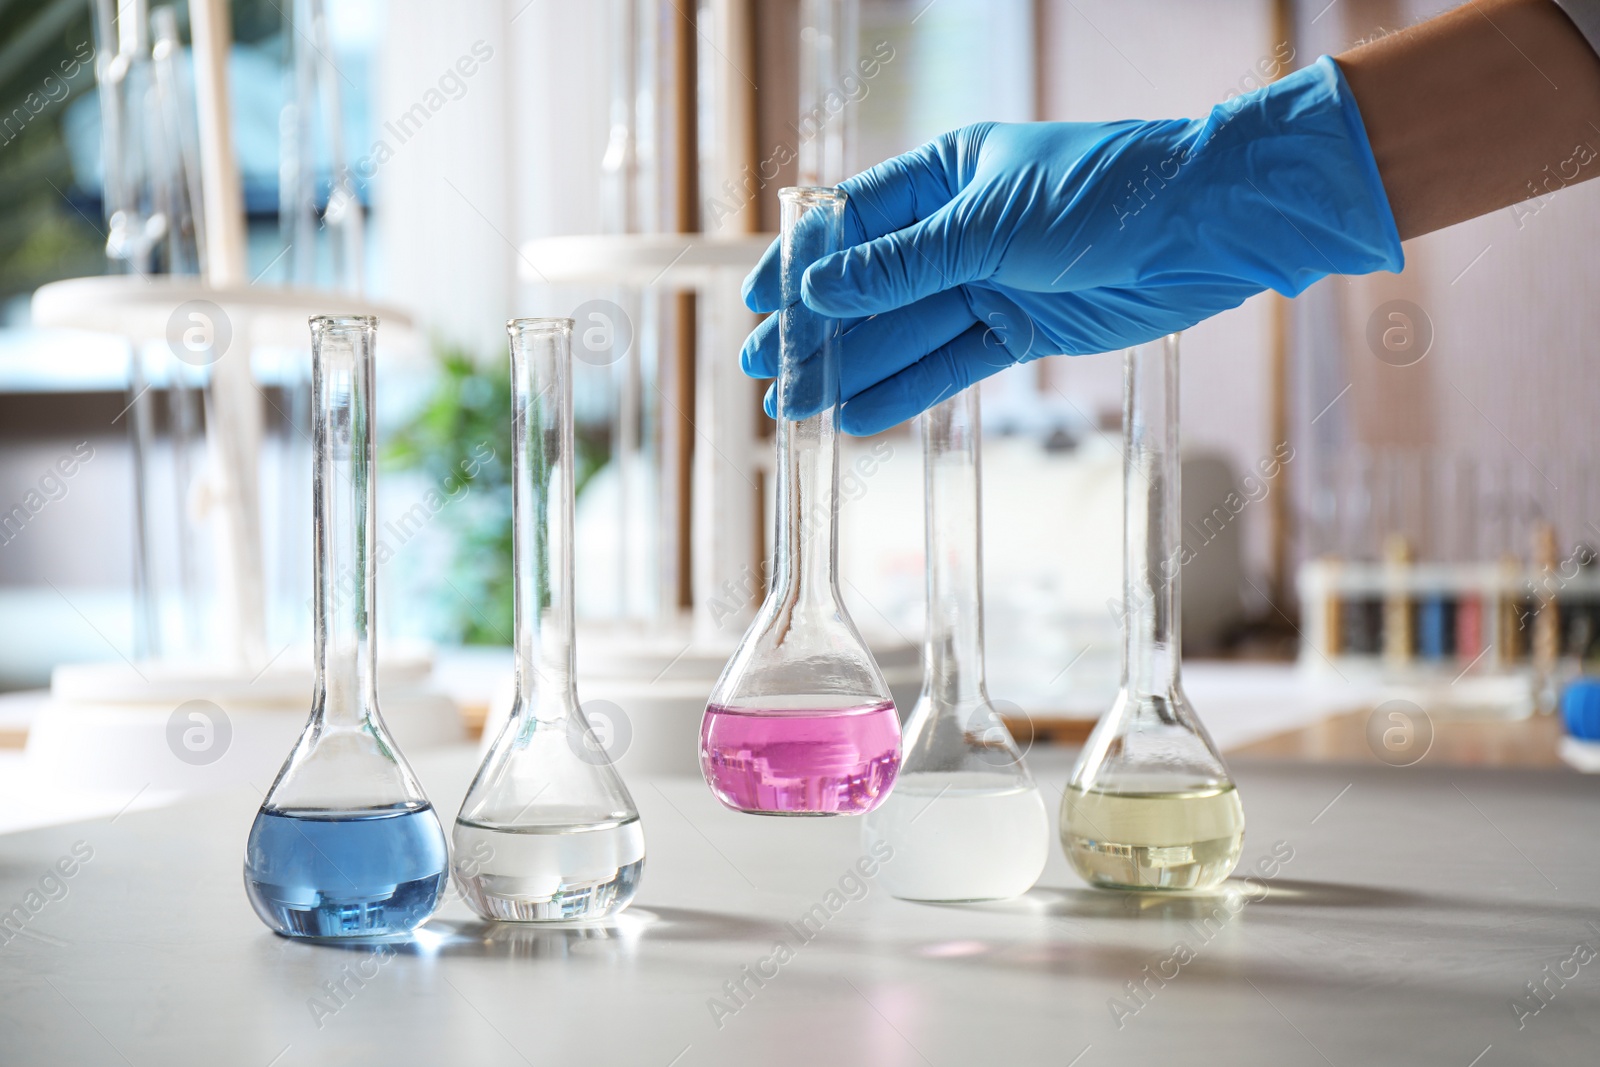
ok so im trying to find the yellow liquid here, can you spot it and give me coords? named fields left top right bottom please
left=1060, top=783, right=1244, bottom=891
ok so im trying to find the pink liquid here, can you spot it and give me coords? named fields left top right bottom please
left=1456, top=595, right=1483, bottom=662
left=700, top=700, right=901, bottom=816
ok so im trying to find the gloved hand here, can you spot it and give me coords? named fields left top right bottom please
left=740, top=55, right=1403, bottom=435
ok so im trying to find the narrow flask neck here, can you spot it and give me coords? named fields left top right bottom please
left=923, top=391, right=987, bottom=711
left=510, top=323, right=578, bottom=715
left=1123, top=336, right=1183, bottom=699
left=770, top=188, right=847, bottom=613
left=311, top=321, right=378, bottom=727
left=771, top=410, right=841, bottom=608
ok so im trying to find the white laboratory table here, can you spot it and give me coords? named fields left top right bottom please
left=0, top=745, right=1595, bottom=1066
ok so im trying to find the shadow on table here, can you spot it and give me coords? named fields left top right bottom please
left=934, top=881, right=1374, bottom=922
left=403, top=906, right=792, bottom=960
left=878, top=874, right=1597, bottom=1001
left=972, top=877, right=1593, bottom=921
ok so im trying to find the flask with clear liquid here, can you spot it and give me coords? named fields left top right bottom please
left=1060, top=334, right=1245, bottom=891
left=453, top=318, right=645, bottom=921
left=244, top=316, right=449, bottom=940
left=863, top=389, right=1048, bottom=899
left=700, top=186, right=901, bottom=816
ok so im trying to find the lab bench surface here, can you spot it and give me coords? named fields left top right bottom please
left=1235, top=704, right=1572, bottom=767
left=0, top=747, right=1595, bottom=1067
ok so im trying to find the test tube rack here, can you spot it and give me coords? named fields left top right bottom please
left=1297, top=555, right=1600, bottom=677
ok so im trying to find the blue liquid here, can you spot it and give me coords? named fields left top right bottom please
left=1419, top=596, right=1454, bottom=660
left=244, top=803, right=449, bottom=940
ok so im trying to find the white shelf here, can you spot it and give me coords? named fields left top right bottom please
left=517, top=232, right=774, bottom=287
left=30, top=275, right=416, bottom=347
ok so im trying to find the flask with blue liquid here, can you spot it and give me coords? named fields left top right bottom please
left=244, top=315, right=448, bottom=940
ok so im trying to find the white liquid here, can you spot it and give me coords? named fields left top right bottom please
left=862, top=772, right=1049, bottom=902
left=452, top=816, right=645, bottom=922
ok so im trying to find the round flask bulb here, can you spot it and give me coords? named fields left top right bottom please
left=863, top=694, right=1048, bottom=901
left=1061, top=692, right=1244, bottom=892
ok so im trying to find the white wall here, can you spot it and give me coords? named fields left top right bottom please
left=372, top=3, right=522, bottom=357
left=1299, top=0, right=1600, bottom=562
left=1036, top=0, right=1282, bottom=604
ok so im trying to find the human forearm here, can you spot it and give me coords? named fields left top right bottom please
left=1338, top=0, right=1600, bottom=239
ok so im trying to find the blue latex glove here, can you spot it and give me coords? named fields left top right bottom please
left=741, top=55, right=1403, bottom=435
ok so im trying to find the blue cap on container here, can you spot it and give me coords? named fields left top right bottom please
left=1562, top=679, right=1600, bottom=740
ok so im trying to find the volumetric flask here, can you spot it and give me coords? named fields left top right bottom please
left=863, top=389, right=1048, bottom=900
left=453, top=319, right=644, bottom=921
left=1060, top=335, right=1244, bottom=891
left=245, top=316, right=448, bottom=940
left=701, top=186, right=901, bottom=816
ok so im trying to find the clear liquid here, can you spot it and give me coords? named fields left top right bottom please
left=244, top=803, right=449, bottom=939
left=452, top=816, right=644, bottom=922
left=1060, top=783, right=1244, bottom=891
left=862, top=771, right=1049, bottom=901
left=700, top=700, right=901, bottom=816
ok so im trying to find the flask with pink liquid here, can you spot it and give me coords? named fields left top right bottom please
left=700, top=186, right=901, bottom=816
